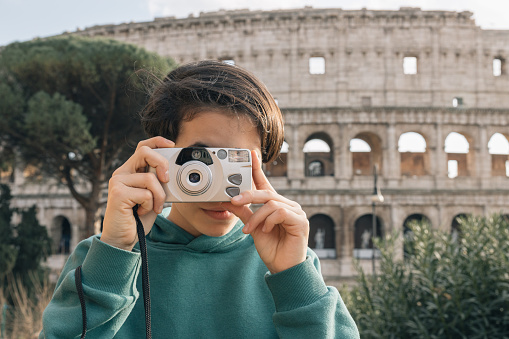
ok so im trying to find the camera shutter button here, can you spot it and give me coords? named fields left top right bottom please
left=228, top=174, right=242, bottom=185
left=226, top=187, right=241, bottom=197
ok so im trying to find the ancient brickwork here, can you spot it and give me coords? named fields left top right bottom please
left=8, top=7, right=509, bottom=280
left=72, top=7, right=509, bottom=109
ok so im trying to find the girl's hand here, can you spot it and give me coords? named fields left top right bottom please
left=225, top=151, right=309, bottom=273
left=101, top=137, right=174, bottom=251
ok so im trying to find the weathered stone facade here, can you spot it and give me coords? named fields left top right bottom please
left=8, top=7, right=509, bottom=281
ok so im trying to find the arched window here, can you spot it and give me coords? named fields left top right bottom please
left=350, top=139, right=371, bottom=152
left=403, top=214, right=431, bottom=258
left=399, top=132, right=429, bottom=176
left=303, top=133, right=333, bottom=177
left=451, top=213, right=470, bottom=242
left=308, top=214, right=336, bottom=259
left=350, top=133, right=382, bottom=176
left=398, top=132, right=427, bottom=153
left=353, top=214, right=383, bottom=259
left=53, top=216, right=72, bottom=254
left=265, top=140, right=289, bottom=177
left=303, top=139, right=330, bottom=152
left=445, top=133, right=469, bottom=153
left=488, top=133, right=509, bottom=177
left=445, top=132, right=471, bottom=178
left=280, top=140, right=289, bottom=153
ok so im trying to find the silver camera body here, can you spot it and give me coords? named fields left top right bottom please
left=150, top=147, right=252, bottom=202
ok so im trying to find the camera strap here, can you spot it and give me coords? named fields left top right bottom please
left=75, top=205, right=152, bottom=339
left=75, top=265, right=86, bottom=338
left=133, top=204, right=152, bottom=339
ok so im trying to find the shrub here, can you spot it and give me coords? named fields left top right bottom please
left=0, top=184, right=52, bottom=298
left=0, top=184, right=53, bottom=338
left=344, top=215, right=509, bottom=339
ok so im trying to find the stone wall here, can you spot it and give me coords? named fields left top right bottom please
left=72, top=7, right=509, bottom=109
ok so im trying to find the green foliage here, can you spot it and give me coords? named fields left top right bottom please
left=12, top=206, right=52, bottom=277
left=0, top=184, right=52, bottom=297
left=344, top=215, right=509, bottom=339
left=0, top=36, right=174, bottom=178
left=25, top=91, right=95, bottom=155
left=0, top=185, right=16, bottom=281
left=0, top=82, right=24, bottom=127
left=0, top=36, right=175, bottom=235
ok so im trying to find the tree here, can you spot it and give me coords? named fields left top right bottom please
left=12, top=206, right=52, bottom=280
left=0, top=184, right=17, bottom=281
left=0, top=36, right=175, bottom=238
left=0, top=184, right=51, bottom=294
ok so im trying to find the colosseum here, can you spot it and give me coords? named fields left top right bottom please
left=6, top=6, right=509, bottom=282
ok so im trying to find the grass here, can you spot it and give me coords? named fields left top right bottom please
left=0, top=272, right=53, bottom=339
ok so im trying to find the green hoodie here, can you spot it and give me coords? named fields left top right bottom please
left=40, top=210, right=359, bottom=338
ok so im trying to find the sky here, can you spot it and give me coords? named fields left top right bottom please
left=1, top=0, right=509, bottom=46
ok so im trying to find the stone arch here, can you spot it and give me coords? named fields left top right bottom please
left=265, top=140, right=289, bottom=177
left=52, top=215, right=72, bottom=254
left=488, top=133, right=509, bottom=177
left=303, top=132, right=334, bottom=177
left=350, top=132, right=383, bottom=176
left=403, top=213, right=431, bottom=257
left=451, top=213, right=470, bottom=241
left=403, top=213, right=432, bottom=231
left=353, top=213, right=384, bottom=259
left=308, top=214, right=336, bottom=259
left=445, top=132, right=474, bottom=178
left=398, top=132, right=430, bottom=176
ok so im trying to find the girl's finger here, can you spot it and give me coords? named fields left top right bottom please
left=231, top=189, right=299, bottom=209
left=241, top=200, right=303, bottom=233
left=115, top=186, right=156, bottom=216
left=251, top=150, right=274, bottom=191
left=136, top=136, right=175, bottom=150
left=112, top=172, right=167, bottom=214
left=261, top=208, right=306, bottom=235
left=114, top=145, right=170, bottom=183
left=222, top=202, right=253, bottom=227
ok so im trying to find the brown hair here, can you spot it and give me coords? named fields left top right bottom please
left=140, top=60, right=284, bottom=163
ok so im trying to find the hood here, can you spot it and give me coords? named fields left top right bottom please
left=146, top=207, right=249, bottom=253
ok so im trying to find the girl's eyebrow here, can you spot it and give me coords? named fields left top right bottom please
left=188, top=142, right=209, bottom=148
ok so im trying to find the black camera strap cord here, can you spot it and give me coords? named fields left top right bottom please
left=75, top=205, right=152, bottom=339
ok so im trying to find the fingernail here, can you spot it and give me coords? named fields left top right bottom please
left=231, top=194, right=242, bottom=202
left=165, top=170, right=169, bottom=182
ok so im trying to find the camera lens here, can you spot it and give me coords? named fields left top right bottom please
left=188, top=172, right=201, bottom=183
left=177, top=162, right=212, bottom=196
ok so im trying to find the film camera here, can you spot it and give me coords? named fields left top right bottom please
left=149, top=147, right=252, bottom=202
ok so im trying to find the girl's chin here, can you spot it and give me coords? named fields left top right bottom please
left=200, top=210, right=239, bottom=237
left=203, top=223, right=237, bottom=237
